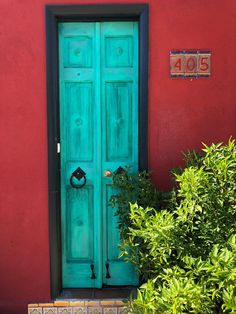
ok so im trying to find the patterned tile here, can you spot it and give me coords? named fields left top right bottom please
left=87, top=301, right=100, bottom=307
left=58, top=308, right=72, bottom=314
left=103, top=308, right=118, bottom=314
left=87, top=307, right=102, bottom=314
left=73, top=308, right=87, bottom=314
left=28, top=300, right=128, bottom=314
left=28, top=308, right=43, bottom=314
left=43, top=308, right=57, bottom=314
left=118, top=308, right=129, bottom=314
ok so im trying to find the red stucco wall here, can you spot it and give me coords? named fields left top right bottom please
left=0, top=0, right=236, bottom=313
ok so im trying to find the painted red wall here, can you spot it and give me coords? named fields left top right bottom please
left=0, top=0, right=236, bottom=313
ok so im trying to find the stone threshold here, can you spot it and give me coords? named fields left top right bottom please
left=28, top=300, right=128, bottom=314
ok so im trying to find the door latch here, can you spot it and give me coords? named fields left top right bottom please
left=90, top=264, right=96, bottom=279
left=115, top=166, right=125, bottom=174
left=57, top=142, right=60, bottom=154
left=105, top=263, right=111, bottom=279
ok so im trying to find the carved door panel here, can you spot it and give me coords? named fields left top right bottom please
left=59, top=21, right=138, bottom=288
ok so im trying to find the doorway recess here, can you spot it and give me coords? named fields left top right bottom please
left=46, top=3, right=148, bottom=299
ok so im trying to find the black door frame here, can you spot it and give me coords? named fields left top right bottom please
left=45, top=4, right=149, bottom=299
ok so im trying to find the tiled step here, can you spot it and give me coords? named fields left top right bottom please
left=28, top=300, right=128, bottom=314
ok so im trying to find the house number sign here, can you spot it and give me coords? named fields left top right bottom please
left=170, top=50, right=211, bottom=78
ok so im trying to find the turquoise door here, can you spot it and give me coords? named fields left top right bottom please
left=59, top=21, right=139, bottom=288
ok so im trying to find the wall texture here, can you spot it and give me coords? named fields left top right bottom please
left=0, top=0, right=236, bottom=313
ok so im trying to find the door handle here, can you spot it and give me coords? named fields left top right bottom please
left=104, top=166, right=125, bottom=177
left=105, top=263, right=111, bottom=279
left=70, top=167, right=86, bottom=189
left=90, top=264, right=96, bottom=279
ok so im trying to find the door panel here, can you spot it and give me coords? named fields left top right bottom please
left=63, top=36, right=93, bottom=68
left=65, top=82, right=93, bottom=161
left=66, top=187, right=94, bottom=261
left=59, top=21, right=138, bottom=288
left=101, top=22, right=139, bottom=286
left=105, top=82, right=133, bottom=161
left=59, top=22, right=101, bottom=288
left=106, top=186, right=121, bottom=261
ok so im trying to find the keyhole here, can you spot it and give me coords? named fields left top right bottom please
left=75, top=118, right=83, bottom=126
left=117, top=47, right=123, bottom=56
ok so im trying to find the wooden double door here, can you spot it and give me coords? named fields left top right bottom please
left=59, top=21, right=139, bottom=288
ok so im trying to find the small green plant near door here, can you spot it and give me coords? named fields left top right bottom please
left=110, top=139, right=236, bottom=313
left=109, top=168, right=172, bottom=241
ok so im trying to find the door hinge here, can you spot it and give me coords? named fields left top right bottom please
left=57, top=142, right=60, bottom=154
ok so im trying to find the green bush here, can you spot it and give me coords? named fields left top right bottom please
left=110, top=169, right=171, bottom=240
left=174, top=140, right=236, bottom=259
left=110, top=139, right=236, bottom=313
left=128, top=234, right=236, bottom=313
